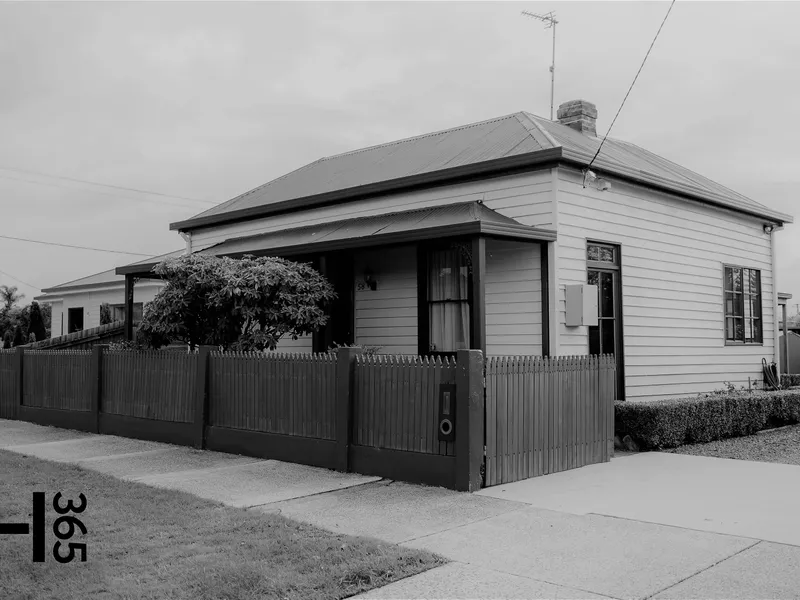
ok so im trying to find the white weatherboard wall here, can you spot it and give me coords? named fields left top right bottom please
left=46, top=283, right=163, bottom=338
left=485, top=239, right=543, bottom=356
left=555, top=167, right=775, bottom=401
left=354, top=245, right=418, bottom=355
left=188, top=170, right=554, bottom=251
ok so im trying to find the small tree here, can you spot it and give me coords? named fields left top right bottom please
left=12, top=324, right=24, bottom=347
left=27, top=301, right=48, bottom=342
left=137, top=254, right=336, bottom=351
left=2, top=331, right=11, bottom=349
left=99, top=302, right=112, bottom=326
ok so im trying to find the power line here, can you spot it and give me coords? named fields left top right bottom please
left=0, top=173, right=211, bottom=211
left=0, top=234, right=150, bottom=257
left=588, top=0, right=676, bottom=169
left=0, top=268, right=38, bottom=290
left=0, top=164, right=216, bottom=205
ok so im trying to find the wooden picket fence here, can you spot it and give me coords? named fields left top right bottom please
left=352, top=355, right=456, bottom=456
left=208, top=351, right=337, bottom=439
left=0, top=350, right=14, bottom=419
left=23, top=350, right=94, bottom=412
left=484, top=355, right=616, bottom=486
left=102, top=350, right=197, bottom=422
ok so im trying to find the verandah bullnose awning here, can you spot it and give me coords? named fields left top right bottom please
left=117, top=201, right=556, bottom=276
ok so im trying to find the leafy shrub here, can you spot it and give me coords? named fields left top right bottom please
left=615, top=389, right=800, bottom=450
left=782, top=374, right=800, bottom=388
left=327, top=342, right=382, bottom=357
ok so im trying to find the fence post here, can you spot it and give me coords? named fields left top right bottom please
left=335, top=346, right=362, bottom=473
left=14, top=346, right=24, bottom=420
left=193, top=346, right=214, bottom=450
left=90, top=345, right=107, bottom=434
left=455, top=349, right=485, bottom=492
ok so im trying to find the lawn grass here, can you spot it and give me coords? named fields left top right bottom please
left=0, top=450, right=444, bottom=599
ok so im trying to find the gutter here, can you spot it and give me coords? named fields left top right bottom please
left=171, top=146, right=793, bottom=232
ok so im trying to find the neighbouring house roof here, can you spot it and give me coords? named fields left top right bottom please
left=119, top=202, right=556, bottom=275
left=170, top=111, right=794, bottom=232
left=36, top=251, right=180, bottom=298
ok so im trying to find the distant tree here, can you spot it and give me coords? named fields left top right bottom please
left=2, top=331, right=11, bottom=349
left=137, top=254, right=336, bottom=351
left=27, top=301, right=47, bottom=343
left=99, top=302, right=112, bottom=326
left=12, top=324, right=24, bottom=347
left=40, top=303, right=52, bottom=338
left=0, top=285, right=23, bottom=313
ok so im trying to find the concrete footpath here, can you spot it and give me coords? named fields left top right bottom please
left=3, top=419, right=800, bottom=600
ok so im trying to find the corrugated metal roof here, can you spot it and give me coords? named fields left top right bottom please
left=39, top=267, right=121, bottom=293
left=176, top=109, right=793, bottom=228
left=188, top=114, right=547, bottom=221
left=202, top=201, right=554, bottom=258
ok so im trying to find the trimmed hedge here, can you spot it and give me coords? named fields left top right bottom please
left=782, top=374, right=800, bottom=388
left=615, top=390, right=800, bottom=450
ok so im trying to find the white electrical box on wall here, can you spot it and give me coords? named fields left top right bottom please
left=565, top=284, right=599, bottom=327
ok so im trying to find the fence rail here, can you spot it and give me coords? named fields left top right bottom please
left=353, top=355, right=456, bottom=456
left=103, top=350, right=197, bottom=422
left=485, top=355, right=615, bottom=486
left=22, top=350, right=93, bottom=412
left=208, top=352, right=337, bottom=439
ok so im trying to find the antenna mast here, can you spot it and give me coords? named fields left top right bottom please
left=521, top=10, right=559, bottom=120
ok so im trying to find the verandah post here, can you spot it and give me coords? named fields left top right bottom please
left=14, top=346, right=24, bottom=420
left=335, top=346, right=362, bottom=473
left=90, top=345, right=108, bottom=434
left=193, top=346, right=214, bottom=449
left=455, top=349, right=485, bottom=492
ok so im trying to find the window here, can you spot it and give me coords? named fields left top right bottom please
left=724, top=266, right=762, bottom=344
left=67, top=308, right=84, bottom=333
left=587, top=243, right=620, bottom=357
left=108, top=303, right=143, bottom=323
left=427, top=248, right=470, bottom=353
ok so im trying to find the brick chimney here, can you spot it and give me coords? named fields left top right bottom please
left=557, top=100, right=597, bottom=136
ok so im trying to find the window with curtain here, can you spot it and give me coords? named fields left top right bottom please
left=724, top=266, right=762, bottom=344
left=109, top=303, right=143, bottom=323
left=428, top=248, right=470, bottom=353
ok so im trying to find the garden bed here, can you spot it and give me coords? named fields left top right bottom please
left=669, top=423, right=800, bottom=466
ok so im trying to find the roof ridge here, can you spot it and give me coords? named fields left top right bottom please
left=317, top=112, right=526, bottom=163
left=517, top=112, right=561, bottom=148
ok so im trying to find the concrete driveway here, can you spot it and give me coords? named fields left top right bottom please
left=478, top=451, right=800, bottom=547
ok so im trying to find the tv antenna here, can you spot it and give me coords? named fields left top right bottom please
left=521, top=10, right=559, bottom=120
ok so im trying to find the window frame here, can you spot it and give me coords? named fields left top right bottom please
left=586, top=239, right=626, bottom=401
left=417, top=239, right=475, bottom=358
left=722, top=264, right=763, bottom=346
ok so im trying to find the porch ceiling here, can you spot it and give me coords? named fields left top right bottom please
left=200, top=201, right=556, bottom=259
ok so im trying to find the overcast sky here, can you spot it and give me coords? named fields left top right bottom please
left=0, top=1, right=797, bottom=316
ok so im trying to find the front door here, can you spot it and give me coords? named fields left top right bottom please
left=315, top=251, right=355, bottom=352
left=587, top=242, right=625, bottom=400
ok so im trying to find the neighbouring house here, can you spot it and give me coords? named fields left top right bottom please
left=117, top=99, right=794, bottom=401
left=35, top=257, right=173, bottom=337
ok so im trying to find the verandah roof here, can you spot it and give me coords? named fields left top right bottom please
left=117, top=201, right=555, bottom=276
